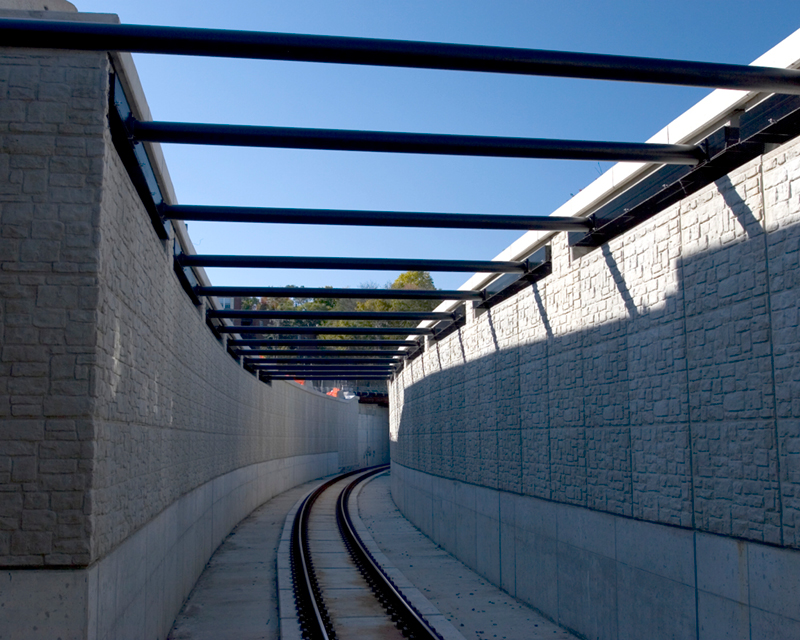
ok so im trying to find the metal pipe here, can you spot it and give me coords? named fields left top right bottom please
left=208, top=310, right=454, bottom=321
left=134, top=120, right=704, bottom=165
left=3, top=19, right=799, bottom=94
left=179, top=254, right=525, bottom=273
left=229, top=339, right=417, bottom=347
left=255, top=363, right=397, bottom=368
left=237, top=350, right=409, bottom=357
left=164, top=205, right=592, bottom=231
left=246, top=358, right=402, bottom=366
left=197, top=286, right=482, bottom=300
left=217, top=326, right=433, bottom=335
left=266, top=376, right=390, bottom=380
left=260, top=369, right=395, bottom=374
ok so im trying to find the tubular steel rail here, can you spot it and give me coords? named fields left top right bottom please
left=5, top=17, right=800, bottom=382
left=336, top=466, right=443, bottom=640
left=290, top=466, right=441, bottom=640
left=291, top=469, right=363, bottom=640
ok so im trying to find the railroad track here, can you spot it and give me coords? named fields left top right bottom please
left=290, top=465, right=442, bottom=640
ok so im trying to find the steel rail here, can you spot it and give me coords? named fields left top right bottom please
left=133, top=120, right=704, bottom=165
left=208, top=310, right=455, bottom=321
left=197, top=286, right=483, bottom=300
left=3, top=19, right=800, bottom=94
left=291, top=468, right=366, bottom=640
left=217, top=326, right=433, bottom=335
left=164, top=205, right=592, bottom=231
left=336, top=466, right=442, bottom=640
left=178, top=254, right=527, bottom=273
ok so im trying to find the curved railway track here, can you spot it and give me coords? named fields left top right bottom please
left=290, top=465, right=442, bottom=640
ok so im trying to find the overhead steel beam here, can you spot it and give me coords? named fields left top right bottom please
left=178, top=254, right=526, bottom=273
left=229, top=339, right=417, bottom=347
left=208, top=310, right=455, bottom=321
left=4, top=19, right=800, bottom=94
left=237, top=349, right=408, bottom=357
left=218, top=326, right=433, bottom=335
left=245, top=355, right=403, bottom=362
left=164, top=205, right=592, bottom=231
left=132, top=120, right=704, bottom=165
left=197, top=286, right=483, bottom=301
left=253, top=361, right=397, bottom=371
left=247, top=359, right=401, bottom=366
left=260, top=366, right=395, bottom=370
left=263, top=375, right=393, bottom=380
left=265, top=376, right=390, bottom=380
left=259, top=369, right=396, bottom=374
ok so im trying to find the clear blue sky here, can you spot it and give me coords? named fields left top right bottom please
left=75, top=0, right=800, bottom=290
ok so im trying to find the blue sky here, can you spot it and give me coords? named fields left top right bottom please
left=75, top=0, right=800, bottom=290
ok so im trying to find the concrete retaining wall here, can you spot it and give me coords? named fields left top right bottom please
left=390, top=132, right=800, bottom=638
left=0, top=19, right=378, bottom=639
left=357, top=403, right=391, bottom=468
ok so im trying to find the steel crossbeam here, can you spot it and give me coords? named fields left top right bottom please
left=208, top=310, right=454, bottom=321
left=179, top=254, right=527, bottom=273
left=3, top=19, right=800, bottom=94
left=164, top=205, right=592, bottom=231
left=197, top=286, right=483, bottom=301
left=218, top=326, right=433, bottom=335
left=228, top=339, right=417, bottom=347
left=133, top=120, right=704, bottom=164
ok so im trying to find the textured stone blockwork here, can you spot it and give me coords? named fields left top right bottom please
left=0, top=43, right=367, bottom=573
left=391, top=135, right=800, bottom=551
left=390, top=133, right=800, bottom=640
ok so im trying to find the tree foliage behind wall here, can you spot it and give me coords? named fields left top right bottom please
left=239, top=271, right=438, bottom=337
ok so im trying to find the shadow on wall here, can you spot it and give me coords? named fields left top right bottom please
left=392, top=174, right=798, bottom=549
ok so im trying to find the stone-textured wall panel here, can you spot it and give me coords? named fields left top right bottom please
left=681, top=164, right=781, bottom=544
left=391, top=133, right=800, bottom=551
left=765, top=140, right=800, bottom=547
left=549, top=426, right=587, bottom=506
left=0, top=49, right=109, bottom=567
left=0, top=47, right=364, bottom=568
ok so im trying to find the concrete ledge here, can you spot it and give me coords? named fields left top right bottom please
left=0, top=452, right=339, bottom=640
left=392, top=462, right=800, bottom=640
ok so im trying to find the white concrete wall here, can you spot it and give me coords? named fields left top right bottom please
left=0, top=14, right=368, bottom=639
left=390, top=125, right=800, bottom=639
left=393, top=462, right=800, bottom=640
left=357, top=403, right=390, bottom=468
left=3, top=453, right=338, bottom=640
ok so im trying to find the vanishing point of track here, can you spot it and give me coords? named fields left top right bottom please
left=290, top=465, right=442, bottom=640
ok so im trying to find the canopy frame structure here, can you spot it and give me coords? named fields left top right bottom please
left=6, top=18, right=800, bottom=382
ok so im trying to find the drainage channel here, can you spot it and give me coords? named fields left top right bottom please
left=289, top=465, right=443, bottom=640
